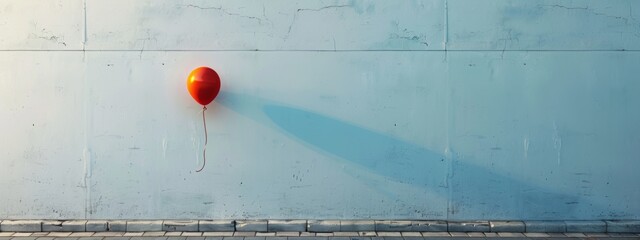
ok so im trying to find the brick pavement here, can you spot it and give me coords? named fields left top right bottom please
left=0, top=231, right=640, bottom=239
left=0, top=220, right=638, bottom=239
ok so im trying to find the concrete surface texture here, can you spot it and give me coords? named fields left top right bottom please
left=0, top=0, right=639, bottom=220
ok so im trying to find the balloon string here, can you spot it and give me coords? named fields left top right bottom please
left=196, top=105, right=207, bottom=172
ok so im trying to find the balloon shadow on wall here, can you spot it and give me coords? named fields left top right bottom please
left=217, top=91, right=607, bottom=219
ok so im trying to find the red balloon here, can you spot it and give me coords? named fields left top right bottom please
left=187, top=66, right=221, bottom=106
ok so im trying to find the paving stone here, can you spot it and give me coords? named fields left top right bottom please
left=288, top=237, right=329, bottom=240
left=180, top=232, right=202, bottom=237
left=374, top=232, right=400, bottom=237
left=60, top=237, right=80, bottom=240
left=255, top=232, right=276, bottom=237
left=0, top=232, right=14, bottom=237
left=606, top=220, right=640, bottom=233
left=332, top=232, right=359, bottom=237
left=403, top=237, right=425, bottom=240
left=496, top=232, right=525, bottom=237
left=564, top=220, right=606, bottom=233
left=102, top=237, right=131, bottom=240
left=11, top=237, right=37, bottom=240
left=199, top=221, right=234, bottom=232
left=74, top=237, right=104, bottom=240
left=409, top=221, right=446, bottom=232
left=165, top=235, right=186, bottom=240
left=524, top=221, right=566, bottom=233
left=108, top=221, right=127, bottom=232
left=165, top=232, right=184, bottom=237
left=235, top=220, right=266, bottom=232
left=466, top=232, right=484, bottom=237
left=400, top=232, right=421, bottom=237
left=275, top=232, right=299, bottom=237
left=350, top=233, right=372, bottom=238
left=448, top=232, right=468, bottom=237
left=69, top=232, right=95, bottom=237
left=328, top=237, right=349, bottom=240
left=489, top=221, right=524, bottom=232
left=47, top=232, right=72, bottom=237
left=608, top=233, right=639, bottom=237
left=13, top=232, right=33, bottom=237
left=340, top=221, right=375, bottom=232
left=585, top=232, right=609, bottom=237
left=307, top=220, right=340, bottom=232
left=87, top=220, right=108, bottom=232
left=183, top=237, right=204, bottom=240
left=0, top=220, right=42, bottom=232
left=163, top=221, right=198, bottom=232
left=299, top=232, right=316, bottom=237
left=244, top=237, right=266, bottom=240
left=358, top=232, right=376, bottom=237
left=131, top=237, right=168, bottom=240
left=523, top=232, right=550, bottom=237
left=11, top=237, right=38, bottom=240
left=143, top=232, right=167, bottom=237
left=481, top=232, right=497, bottom=237
left=34, top=237, right=56, bottom=240
left=356, top=236, right=372, bottom=240
left=201, top=232, right=233, bottom=237
left=127, top=221, right=163, bottom=232
left=379, top=237, right=402, bottom=240
left=447, top=221, right=490, bottom=232
left=419, top=232, right=450, bottom=237
left=315, top=233, right=333, bottom=237
left=546, top=232, right=566, bottom=237
left=122, top=232, right=144, bottom=237
left=221, top=237, right=243, bottom=240
left=268, top=220, right=306, bottom=232
left=94, top=232, right=125, bottom=236
left=37, top=237, right=59, bottom=240
left=233, top=232, right=255, bottom=237
left=374, top=221, right=411, bottom=232
left=31, top=232, right=50, bottom=237
left=203, top=237, right=221, bottom=240
left=564, top=233, right=586, bottom=237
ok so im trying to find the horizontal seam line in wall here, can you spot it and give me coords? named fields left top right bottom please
left=0, top=49, right=639, bottom=52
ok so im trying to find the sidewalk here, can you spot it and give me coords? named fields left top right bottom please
left=2, top=231, right=640, bottom=239
left=1, top=220, right=639, bottom=239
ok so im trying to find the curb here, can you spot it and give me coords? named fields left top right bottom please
left=0, top=220, right=638, bottom=233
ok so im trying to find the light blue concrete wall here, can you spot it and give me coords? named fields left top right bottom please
left=0, top=0, right=639, bottom=220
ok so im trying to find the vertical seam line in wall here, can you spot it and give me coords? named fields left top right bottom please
left=83, top=0, right=87, bottom=52
left=82, top=0, right=91, bottom=214
left=443, top=0, right=451, bottom=220
left=444, top=0, right=448, bottom=60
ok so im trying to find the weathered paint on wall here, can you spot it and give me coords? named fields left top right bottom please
left=0, top=0, right=639, bottom=220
